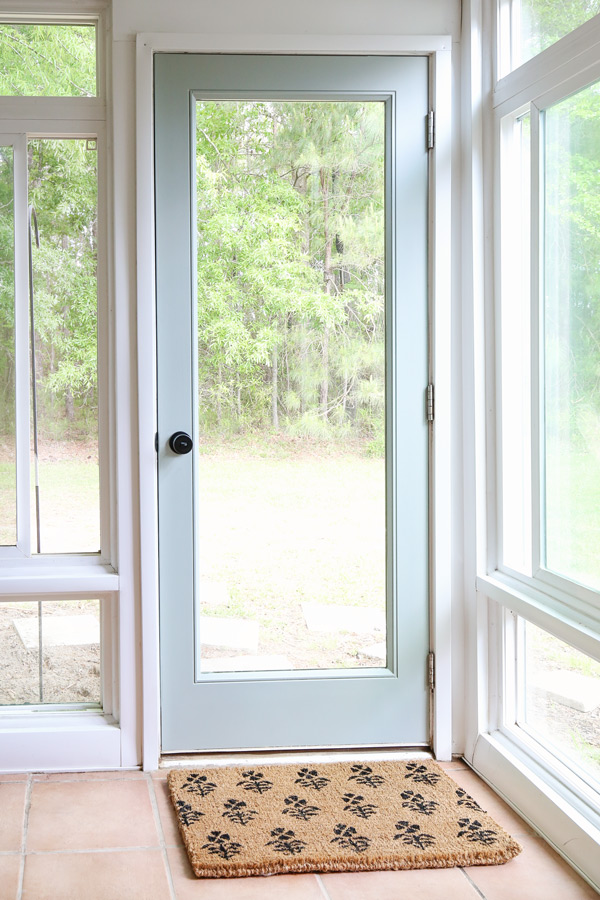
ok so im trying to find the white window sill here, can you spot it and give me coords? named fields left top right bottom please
left=477, top=571, right=600, bottom=661
left=0, top=559, right=118, bottom=596
left=471, top=730, right=600, bottom=893
left=0, top=711, right=121, bottom=772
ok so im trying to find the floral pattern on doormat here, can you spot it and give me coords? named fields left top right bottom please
left=167, top=760, right=522, bottom=878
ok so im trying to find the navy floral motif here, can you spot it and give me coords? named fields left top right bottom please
left=342, top=792, right=378, bottom=819
left=236, top=770, right=273, bottom=794
left=404, top=762, right=440, bottom=786
left=456, top=789, right=483, bottom=812
left=331, top=823, right=371, bottom=853
left=182, top=773, right=217, bottom=797
left=294, top=768, right=331, bottom=791
left=221, top=798, right=258, bottom=826
left=175, top=800, right=204, bottom=826
left=266, top=828, right=307, bottom=856
left=282, top=795, right=320, bottom=820
left=394, top=820, right=436, bottom=849
left=348, top=765, right=385, bottom=788
left=400, top=790, right=439, bottom=816
left=458, top=818, right=498, bottom=845
left=201, top=830, right=243, bottom=860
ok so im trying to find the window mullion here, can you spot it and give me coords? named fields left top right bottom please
left=14, top=133, right=31, bottom=556
left=529, top=102, right=542, bottom=578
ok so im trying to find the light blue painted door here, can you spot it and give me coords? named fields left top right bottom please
left=155, top=54, right=430, bottom=753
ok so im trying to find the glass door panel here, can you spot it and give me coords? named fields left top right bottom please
left=195, top=100, right=387, bottom=674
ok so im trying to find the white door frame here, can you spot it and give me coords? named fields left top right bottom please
left=135, top=32, right=452, bottom=770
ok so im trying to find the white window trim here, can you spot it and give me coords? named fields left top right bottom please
left=0, top=6, right=140, bottom=773
left=463, top=0, right=600, bottom=890
left=136, top=31, right=453, bottom=771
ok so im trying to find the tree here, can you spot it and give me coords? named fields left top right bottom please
left=194, top=99, right=386, bottom=443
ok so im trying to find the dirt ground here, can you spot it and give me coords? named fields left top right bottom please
left=0, top=601, right=101, bottom=706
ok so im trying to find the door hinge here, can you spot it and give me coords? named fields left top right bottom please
left=428, top=651, right=435, bottom=691
left=427, top=110, right=435, bottom=150
left=426, top=384, right=435, bottom=423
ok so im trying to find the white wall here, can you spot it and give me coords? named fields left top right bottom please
left=109, top=0, right=465, bottom=762
left=113, top=0, right=460, bottom=41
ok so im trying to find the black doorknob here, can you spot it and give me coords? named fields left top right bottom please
left=169, top=431, right=193, bottom=454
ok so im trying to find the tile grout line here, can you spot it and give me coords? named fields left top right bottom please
left=22, top=845, right=174, bottom=856
left=146, top=773, right=178, bottom=900
left=16, top=775, right=33, bottom=900
left=460, top=867, right=488, bottom=899
left=315, top=874, right=333, bottom=900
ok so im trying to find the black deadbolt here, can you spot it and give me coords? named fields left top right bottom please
left=169, top=431, right=193, bottom=454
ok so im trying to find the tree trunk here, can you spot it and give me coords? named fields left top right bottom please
left=65, top=386, right=74, bottom=421
left=320, top=167, right=333, bottom=420
left=271, top=345, right=279, bottom=430
left=216, top=363, right=222, bottom=426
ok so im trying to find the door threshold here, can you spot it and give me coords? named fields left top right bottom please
left=159, top=746, right=432, bottom=769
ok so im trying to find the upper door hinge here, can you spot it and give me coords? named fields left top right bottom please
left=426, top=384, right=434, bottom=423
left=427, top=110, right=435, bottom=150
left=428, top=651, right=435, bottom=691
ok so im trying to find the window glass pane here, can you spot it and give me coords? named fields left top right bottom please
left=195, top=100, right=387, bottom=673
left=501, top=113, right=532, bottom=575
left=0, top=146, right=15, bottom=545
left=543, top=82, right=600, bottom=591
left=519, top=620, right=600, bottom=787
left=0, top=598, right=101, bottom=705
left=514, top=0, right=600, bottom=68
left=29, top=139, right=99, bottom=554
left=0, top=24, right=96, bottom=97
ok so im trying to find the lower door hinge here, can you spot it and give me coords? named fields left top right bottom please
left=426, top=384, right=434, bottom=423
left=428, top=651, right=435, bottom=691
left=427, top=110, right=435, bottom=150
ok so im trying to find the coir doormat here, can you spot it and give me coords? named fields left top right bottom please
left=168, top=760, right=522, bottom=878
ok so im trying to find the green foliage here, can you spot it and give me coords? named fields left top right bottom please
left=0, top=147, right=15, bottom=435
left=521, top=0, right=600, bottom=58
left=28, top=139, right=98, bottom=439
left=195, top=99, right=386, bottom=442
left=0, top=24, right=95, bottom=97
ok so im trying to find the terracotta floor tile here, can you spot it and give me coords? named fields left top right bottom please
left=437, top=759, right=469, bottom=771
left=166, top=844, right=324, bottom=899
left=0, top=855, right=21, bottom=900
left=0, top=773, right=28, bottom=782
left=27, top=779, right=159, bottom=851
left=444, top=767, right=535, bottom=836
left=21, top=849, right=170, bottom=900
left=0, top=782, right=27, bottom=851
left=466, top=833, right=599, bottom=899
left=151, top=776, right=182, bottom=847
left=32, top=770, right=144, bottom=782
left=321, top=867, right=482, bottom=900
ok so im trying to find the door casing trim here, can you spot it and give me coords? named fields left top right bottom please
left=136, top=32, right=452, bottom=770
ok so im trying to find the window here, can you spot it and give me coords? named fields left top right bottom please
left=514, top=618, right=600, bottom=788
left=27, top=137, right=100, bottom=555
left=502, top=0, right=600, bottom=73
left=542, top=83, right=600, bottom=592
left=0, top=23, right=96, bottom=96
left=471, top=2, right=600, bottom=887
left=0, top=15, right=116, bottom=740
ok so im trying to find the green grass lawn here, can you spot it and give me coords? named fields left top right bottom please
left=0, top=450, right=99, bottom=553
left=196, top=445, right=386, bottom=668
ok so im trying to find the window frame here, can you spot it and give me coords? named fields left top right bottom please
left=467, top=3, right=600, bottom=891
left=0, top=6, right=134, bottom=773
